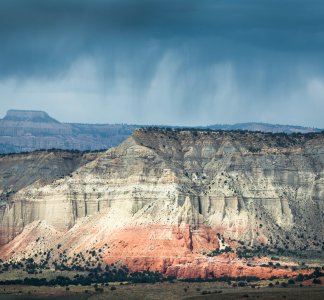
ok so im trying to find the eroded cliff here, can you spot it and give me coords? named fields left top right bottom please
left=0, top=150, right=99, bottom=244
left=0, top=129, right=323, bottom=278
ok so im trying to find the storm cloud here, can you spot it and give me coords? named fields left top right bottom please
left=0, top=0, right=324, bottom=127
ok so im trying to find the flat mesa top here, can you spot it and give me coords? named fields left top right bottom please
left=3, top=109, right=60, bottom=123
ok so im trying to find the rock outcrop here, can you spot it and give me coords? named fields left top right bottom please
left=0, top=129, right=323, bottom=278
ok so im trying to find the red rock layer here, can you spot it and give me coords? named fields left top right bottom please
left=102, top=225, right=310, bottom=279
left=0, top=223, right=313, bottom=279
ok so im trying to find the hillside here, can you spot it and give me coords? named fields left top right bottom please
left=0, top=128, right=323, bottom=279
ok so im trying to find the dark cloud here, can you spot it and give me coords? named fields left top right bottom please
left=0, top=0, right=323, bottom=127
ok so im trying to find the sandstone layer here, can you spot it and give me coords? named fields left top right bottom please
left=0, top=129, right=323, bottom=278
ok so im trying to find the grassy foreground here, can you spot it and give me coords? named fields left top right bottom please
left=0, top=282, right=323, bottom=300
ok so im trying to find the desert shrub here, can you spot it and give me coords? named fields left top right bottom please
left=238, top=281, right=247, bottom=287
left=95, top=287, right=104, bottom=293
left=201, top=290, right=211, bottom=295
left=271, top=256, right=280, bottom=261
left=296, top=274, right=305, bottom=282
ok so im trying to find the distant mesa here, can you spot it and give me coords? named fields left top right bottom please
left=208, top=122, right=321, bottom=134
left=0, top=109, right=322, bottom=154
left=3, top=109, right=60, bottom=124
left=0, top=109, right=136, bottom=154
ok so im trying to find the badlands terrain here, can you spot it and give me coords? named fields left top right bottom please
left=0, top=128, right=323, bottom=285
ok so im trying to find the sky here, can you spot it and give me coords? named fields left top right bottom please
left=0, top=0, right=324, bottom=127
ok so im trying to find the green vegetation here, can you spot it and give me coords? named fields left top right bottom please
left=0, top=247, right=176, bottom=286
left=0, top=148, right=107, bottom=158
left=179, top=276, right=261, bottom=283
left=235, top=244, right=320, bottom=260
left=2, top=246, right=322, bottom=287
left=207, top=246, right=233, bottom=257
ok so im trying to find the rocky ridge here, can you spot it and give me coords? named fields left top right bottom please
left=0, top=109, right=321, bottom=154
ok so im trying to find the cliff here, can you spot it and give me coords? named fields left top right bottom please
left=0, top=150, right=99, bottom=244
left=0, top=129, right=323, bottom=278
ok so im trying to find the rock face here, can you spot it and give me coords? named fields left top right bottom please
left=0, top=150, right=99, bottom=244
left=0, top=129, right=323, bottom=278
